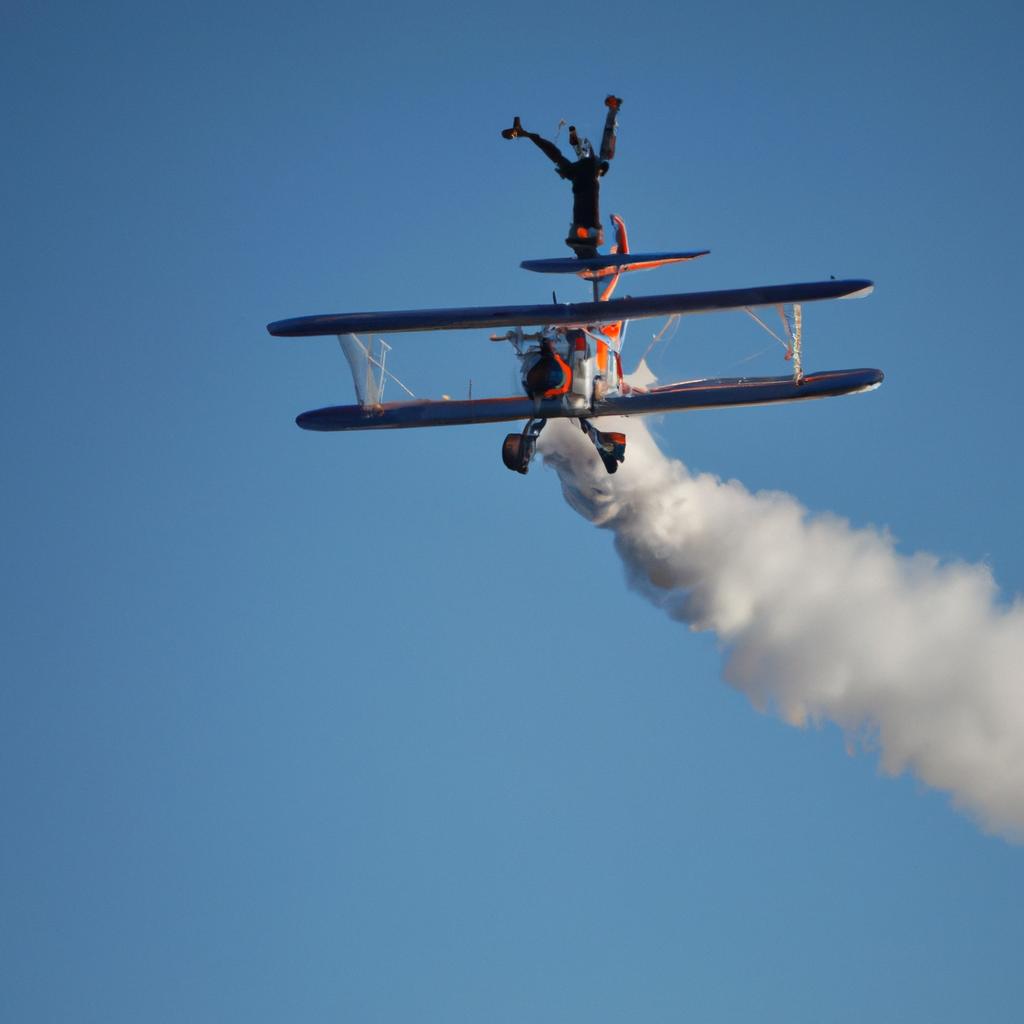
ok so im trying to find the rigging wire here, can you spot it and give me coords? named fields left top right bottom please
left=638, top=313, right=682, bottom=365
left=348, top=335, right=416, bottom=399
left=743, top=307, right=791, bottom=352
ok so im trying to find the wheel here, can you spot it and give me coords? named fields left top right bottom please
left=594, top=429, right=626, bottom=474
left=502, top=433, right=534, bottom=474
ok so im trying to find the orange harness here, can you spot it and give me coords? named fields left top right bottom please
left=542, top=348, right=573, bottom=399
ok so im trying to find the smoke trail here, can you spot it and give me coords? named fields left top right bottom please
left=539, top=415, right=1024, bottom=840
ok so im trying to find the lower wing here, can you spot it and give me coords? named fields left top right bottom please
left=294, top=368, right=883, bottom=431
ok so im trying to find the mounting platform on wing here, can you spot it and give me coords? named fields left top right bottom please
left=521, top=250, right=710, bottom=279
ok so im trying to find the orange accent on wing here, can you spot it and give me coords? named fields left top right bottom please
left=611, top=214, right=629, bottom=255
left=593, top=217, right=628, bottom=298
left=596, top=340, right=609, bottom=373
left=599, top=274, right=620, bottom=302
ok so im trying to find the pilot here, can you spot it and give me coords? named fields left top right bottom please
left=502, top=96, right=622, bottom=259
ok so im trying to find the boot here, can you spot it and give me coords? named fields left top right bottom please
left=501, top=116, right=523, bottom=140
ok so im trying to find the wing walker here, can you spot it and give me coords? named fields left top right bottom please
left=268, top=97, right=883, bottom=475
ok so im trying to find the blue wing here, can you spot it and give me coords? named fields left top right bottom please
left=295, top=368, right=883, bottom=431
left=268, top=279, right=873, bottom=338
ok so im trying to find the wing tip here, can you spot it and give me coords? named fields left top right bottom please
left=839, top=279, right=874, bottom=299
left=268, top=318, right=311, bottom=337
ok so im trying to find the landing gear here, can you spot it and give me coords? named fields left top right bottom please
left=502, top=417, right=626, bottom=476
left=580, top=418, right=626, bottom=474
left=501, top=418, right=546, bottom=474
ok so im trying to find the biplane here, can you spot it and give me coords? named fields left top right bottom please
left=267, top=214, right=882, bottom=475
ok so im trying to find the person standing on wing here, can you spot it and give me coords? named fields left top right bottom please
left=502, top=95, right=622, bottom=259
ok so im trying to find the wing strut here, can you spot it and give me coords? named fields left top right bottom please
left=785, top=303, right=803, bottom=383
left=338, top=334, right=415, bottom=407
left=743, top=303, right=804, bottom=384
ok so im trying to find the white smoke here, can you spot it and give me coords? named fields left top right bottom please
left=539, top=414, right=1024, bottom=841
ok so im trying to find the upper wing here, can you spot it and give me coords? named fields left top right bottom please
left=294, top=368, right=884, bottom=431
left=267, top=279, right=873, bottom=337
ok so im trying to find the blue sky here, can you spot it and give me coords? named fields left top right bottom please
left=4, top=2, right=1024, bottom=1021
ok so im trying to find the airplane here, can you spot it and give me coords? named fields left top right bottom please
left=267, top=214, right=882, bottom=475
